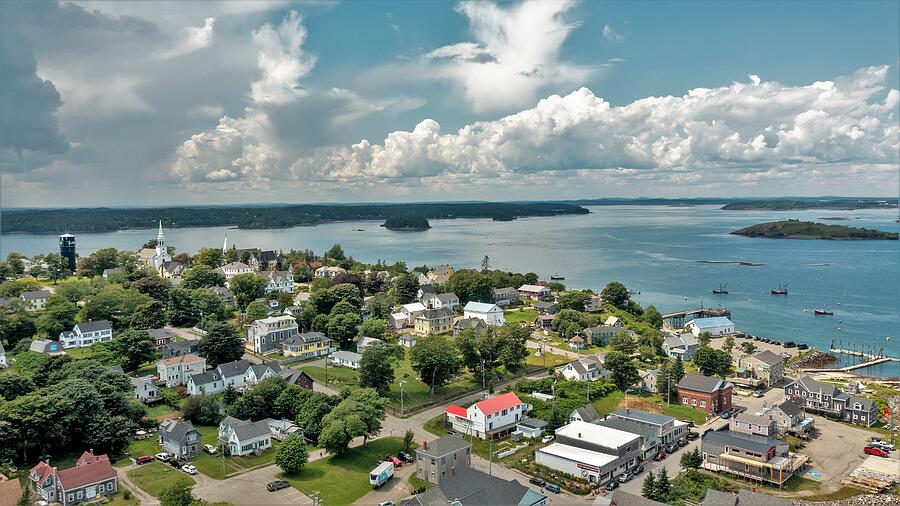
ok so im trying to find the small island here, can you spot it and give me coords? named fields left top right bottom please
left=722, top=199, right=897, bottom=211
left=382, top=214, right=431, bottom=231
left=731, top=220, right=898, bottom=240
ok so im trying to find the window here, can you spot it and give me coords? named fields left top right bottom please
left=700, top=401, right=706, bottom=407
left=68, top=494, right=74, bottom=503
left=691, top=399, right=697, bottom=406
left=682, top=397, right=688, bottom=404
left=77, top=491, right=83, bottom=499
left=99, top=484, right=105, bottom=493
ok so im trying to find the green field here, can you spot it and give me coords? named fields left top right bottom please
left=127, top=462, right=195, bottom=497
left=281, top=437, right=411, bottom=505
left=504, top=308, right=539, bottom=324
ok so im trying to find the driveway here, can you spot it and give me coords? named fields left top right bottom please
left=192, top=465, right=312, bottom=505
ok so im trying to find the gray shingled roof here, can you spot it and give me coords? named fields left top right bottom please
left=160, top=420, right=197, bottom=442
left=610, top=490, right=668, bottom=506
left=678, top=373, right=730, bottom=393
left=21, top=290, right=51, bottom=300
left=75, top=320, right=112, bottom=333
left=611, top=408, right=674, bottom=426
left=702, top=489, right=791, bottom=506
left=250, top=363, right=280, bottom=377
left=418, top=435, right=472, bottom=458
left=190, top=370, right=221, bottom=386
left=752, top=350, right=784, bottom=366
left=517, top=417, right=548, bottom=430
left=148, top=328, right=177, bottom=340
left=224, top=418, right=271, bottom=441
left=598, top=417, right=659, bottom=442
left=702, top=429, right=780, bottom=454
left=775, top=399, right=802, bottom=417
left=573, top=404, right=599, bottom=422
left=218, top=359, right=252, bottom=379
left=401, top=468, right=537, bottom=506
left=162, top=340, right=199, bottom=358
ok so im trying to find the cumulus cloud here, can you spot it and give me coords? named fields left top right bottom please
left=250, top=10, right=316, bottom=104
left=171, top=66, right=899, bottom=193
left=419, top=0, right=592, bottom=113
left=602, top=23, right=624, bottom=43
left=158, top=17, right=215, bottom=59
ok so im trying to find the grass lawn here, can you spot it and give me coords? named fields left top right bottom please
left=504, top=308, right=538, bottom=324
left=188, top=425, right=281, bottom=479
left=127, top=462, right=194, bottom=497
left=146, top=404, right=178, bottom=419
left=280, top=437, right=411, bottom=505
left=592, top=391, right=624, bottom=417
left=105, top=490, right=140, bottom=506
left=299, top=365, right=359, bottom=388
left=121, top=436, right=161, bottom=465
left=525, top=349, right=570, bottom=370
left=661, top=402, right=708, bottom=425
left=64, top=347, right=96, bottom=360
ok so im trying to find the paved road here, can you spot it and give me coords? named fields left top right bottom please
left=193, top=464, right=312, bottom=505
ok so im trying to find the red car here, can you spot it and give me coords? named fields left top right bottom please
left=384, top=455, right=403, bottom=467
left=136, top=455, right=154, bottom=465
left=864, top=446, right=890, bottom=458
left=653, top=451, right=666, bottom=462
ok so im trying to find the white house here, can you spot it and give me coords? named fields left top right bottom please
left=391, top=302, right=426, bottom=328
left=246, top=315, right=298, bottom=355
left=518, top=284, right=551, bottom=301
left=535, top=421, right=642, bottom=485
left=463, top=302, right=506, bottom=326
left=639, top=369, right=660, bottom=393
left=560, top=356, right=607, bottom=382
left=259, top=270, right=293, bottom=294
left=186, top=370, right=223, bottom=395
left=314, top=266, right=347, bottom=279
left=515, top=418, right=548, bottom=439
left=445, top=391, right=529, bottom=439
left=422, top=292, right=460, bottom=310
left=131, top=375, right=161, bottom=404
left=218, top=359, right=254, bottom=390
left=685, top=317, right=735, bottom=337
left=604, top=316, right=624, bottom=328
left=20, top=290, right=51, bottom=311
left=156, top=354, right=206, bottom=387
left=331, top=351, right=362, bottom=369
left=0, top=341, right=6, bottom=368
left=356, top=336, right=383, bottom=354
left=219, top=262, right=252, bottom=280
left=218, top=416, right=272, bottom=456
left=58, top=320, right=113, bottom=349
left=245, top=363, right=281, bottom=384
left=663, top=333, right=700, bottom=360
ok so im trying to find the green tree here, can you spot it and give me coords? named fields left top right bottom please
left=275, top=434, right=310, bottom=474
left=275, top=291, right=294, bottom=308
left=183, top=395, right=222, bottom=425
left=605, top=351, right=639, bottom=391
left=192, top=247, right=225, bottom=268
left=654, top=467, right=670, bottom=501
left=722, top=335, right=735, bottom=355
left=359, top=318, right=387, bottom=340
left=15, top=484, right=32, bottom=506
left=556, top=292, right=589, bottom=311
left=692, top=347, right=733, bottom=377
left=82, top=286, right=154, bottom=329
left=403, top=429, right=415, bottom=452
left=390, top=273, right=419, bottom=304
left=696, top=331, right=712, bottom=347
left=130, top=300, right=167, bottom=330
left=326, top=313, right=362, bottom=348
left=642, top=305, right=663, bottom=328
left=680, top=447, right=702, bottom=470
left=181, top=265, right=226, bottom=289
left=365, top=292, right=396, bottom=320
left=319, top=388, right=386, bottom=455
left=642, top=471, right=656, bottom=500
left=199, top=322, right=244, bottom=367
left=0, top=373, right=35, bottom=401
left=329, top=300, right=358, bottom=316
left=44, top=253, right=70, bottom=283
left=325, top=244, right=346, bottom=261
left=245, top=300, right=270, bottom=322
left=132, top=276, right=172, bottom=303
left=158, top=480, right=196, bottom=506
left=54, top=278, right=96, bottom=303
left=601, top=281, right=630, bottom=309
left=742, top=342, right=758, bottom=355
left=609, top=330, right=637, bottom=355
left=229, top=273, right=267, bottom=309
left=359, top=342, right=402, bottom=394
left=111, top=329, right=157, bottom=372
left=223, top=385, right=239, bottom=406
left=410, top=335, right=460, bottom=393
left=35, top=295, right=78, bottom=337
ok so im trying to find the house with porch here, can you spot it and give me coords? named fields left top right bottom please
left=246, top=315, right=299, bottom=355
left=156, top=354, right=206, bottom=387
left=783, top=375, right=879, bottom=427
left=700, top=428, right=807, bottom=486
left=131, top=375, right=161, bottom=404
left=280, top=331, right=334, bottom=359
left=29, top=451, right=117, bottom=506
left=260, top=270, right=293, bottom=294
left=491, top=287, right=520, bottom=307
left=560, top=355, right=607, bottom=382
left=218, top=416, right=273, bottom=456
left=445, top=392, right=529, bottom=439
left=518, top=284, right=551, bottom=301
left=58, top=320, right=113, bottom=349
left=731, top=350, right=785, bottom=389
left=159, top=419, right=201, bottom=459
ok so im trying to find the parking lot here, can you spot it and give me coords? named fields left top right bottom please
left=193, top=465, right=312, bottom=505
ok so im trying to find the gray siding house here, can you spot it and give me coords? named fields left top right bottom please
left=159, top=419, right=201, bottom=459
left=416, top=435, right=473, bottom=485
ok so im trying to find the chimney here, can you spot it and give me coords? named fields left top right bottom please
left=424, top=440, right=428, bottom=450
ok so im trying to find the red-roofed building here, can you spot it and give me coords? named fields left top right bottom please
left=0, top=473, right=22, bottom=506
left=29, top=451, right=117, bottom=506
left=444, top=392, right=529, bottom=439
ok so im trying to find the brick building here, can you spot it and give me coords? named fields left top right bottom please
left=677, top=373, right=733, bottom=415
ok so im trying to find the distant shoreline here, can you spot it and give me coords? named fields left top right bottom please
left=732, top=220, right=898, bottom=240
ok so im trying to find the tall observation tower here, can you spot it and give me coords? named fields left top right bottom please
left=59, top=233, right=76, bottom=272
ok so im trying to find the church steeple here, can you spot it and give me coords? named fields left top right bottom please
left=223, top=233, right=228, bottom=253
left=156, top=220, right=166, bottom=255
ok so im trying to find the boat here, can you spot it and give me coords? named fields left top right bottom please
left=711, top=283, right=729, bottom=294
left=550, top=274, right=565, bottom=281
left=814, top=309, right=833, bottom=316
left=771, top=284, right=789, bottom=295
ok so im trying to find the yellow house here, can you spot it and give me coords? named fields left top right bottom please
left=281, top=331, right=335, bottom=359
left=414, top=308, right=454, bottom=336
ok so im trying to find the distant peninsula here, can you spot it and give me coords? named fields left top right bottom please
left=722, top=199, right=897, bottom=211
left=732, top=220, right=898, bottom=240
left=382, top=215, right=431, bottom=231
left=1, top=201, right=588, bottom=234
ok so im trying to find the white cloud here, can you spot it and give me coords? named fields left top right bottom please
left=250, top=10, right=316, bottom=104
left=418, top=0, right=592, bottom=113
left=170, top=66, right=899, bottom=195
left=602, top=23, right=624, bottom=43
left=158, top=17, right=215, bottom=59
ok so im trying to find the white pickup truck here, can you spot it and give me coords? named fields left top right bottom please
left=369, top=461, right=395, bottom=488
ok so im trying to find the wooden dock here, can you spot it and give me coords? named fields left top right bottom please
left=829, top=348, right=891, bottom=361
left=803, top=355, right=899, bottom=373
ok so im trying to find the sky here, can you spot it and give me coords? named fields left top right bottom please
left=1, top=0, right=898, bottom=208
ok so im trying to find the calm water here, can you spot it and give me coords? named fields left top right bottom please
left=3, top=205, right=898, bottom=377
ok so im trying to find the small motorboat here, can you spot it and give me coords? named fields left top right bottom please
left=771, top=283, right=789, bottom=295
left=711, top=283, right=728, bottom=294
left=814, top=309, right=833, bottom=316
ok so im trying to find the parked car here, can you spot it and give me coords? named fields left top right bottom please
left=752, top=390, right=763, bottom=398
left=529, top=477, right=546, bottom=488
left=617, top=472, right=632, bottom=483
left=654, top=451, right=666, bottom=461
left=181, top=464, right=198, bottom=475
left=666, top=443, right=678, bottom=454
left=797, top=343, right=809, bottom=350
left=545, top=484, right=561, bottom=494
left=605, top=480, right=619, bottom=491
left=864, top=446, right=890, bottom=458
left=136, top=455, right=154, bottom=465
left=686, top=431, right=700, bottom=441
left=720, top=411, right=731, bottom=419
left=154, top=452, right=170, bottom=462
left=267, top=481, right=291, bottom=492
left=203, top=444, right=217, bottom=455
left=784, top=341, right=796, bottom=348
left=870, top=441, right=895, bottom=451
left=169, top=459, right=183, bottom=469
left=384, top=455, right=403, bottom=467
left=677, top=438, right=688, bottom=447
left=541, top=435, right=555, bottom=443
left=398, top=451, right=414, bottom=463
left=632, top=465, right=645, bottom=476
left=377, top=502, right=395, bottom=506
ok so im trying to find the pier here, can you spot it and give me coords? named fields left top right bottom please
left=662, top=307, right=731, bottom=328
left=803, top=347, right=899, bottom=373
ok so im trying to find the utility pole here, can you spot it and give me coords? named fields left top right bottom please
left=325, top=349, right=330, bottom=386
left=400, top=380, right=407, bottom=416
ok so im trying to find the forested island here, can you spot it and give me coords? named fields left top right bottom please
left=1, top=202, right=588, bottom=234
left=382, top=214, right=431, bottom=231
left=722, top=199, right=897, bottom=211
left=731, top=220, right=898, bottom=240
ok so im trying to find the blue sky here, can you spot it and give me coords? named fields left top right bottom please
left=1, top=0, right=897, bottom=206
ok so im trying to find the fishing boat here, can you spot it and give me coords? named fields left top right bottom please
left=814, top=309, right=834, bottom=316
left=550, top=274, right=565, bottom=281
left=771, top=284, right=789, bottom=295
left=711, top=283, right=729, bottom=294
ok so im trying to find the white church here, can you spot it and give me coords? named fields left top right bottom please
left=138, top=221, right=172, bottom=270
